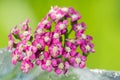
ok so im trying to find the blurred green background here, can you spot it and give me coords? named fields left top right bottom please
left=0, top=0, right=120, bottom=71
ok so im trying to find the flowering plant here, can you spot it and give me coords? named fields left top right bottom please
left=8, top=6, right=95, bottom=75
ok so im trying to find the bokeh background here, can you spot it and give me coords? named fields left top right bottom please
left=0, top=0, right=120, bottom=71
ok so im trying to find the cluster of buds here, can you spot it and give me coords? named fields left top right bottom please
left=8, top=6, right=95, bottom=75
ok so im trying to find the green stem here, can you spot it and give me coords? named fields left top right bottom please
left=83, top=52, right=89, bottom=57
left=67, top=28, right=72, bottom=36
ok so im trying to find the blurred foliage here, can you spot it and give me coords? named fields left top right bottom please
left=0, top=0, right=120, bottom=70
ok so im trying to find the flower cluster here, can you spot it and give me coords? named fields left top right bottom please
left=8, top=6, right=95, bottom=75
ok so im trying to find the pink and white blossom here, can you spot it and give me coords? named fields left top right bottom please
left=21, top=59, right=34, bottom=73
left=8, top=6, right=95, bottom=75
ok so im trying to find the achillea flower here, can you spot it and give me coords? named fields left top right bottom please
left=51, top=59, right=58, bottom=67
left=55, top=60, right=70, bottom=75
left=21, top=59, right=34, bottom=73
left=16, top=41, right=26, bottom=52
left=63, top=41, right=76, bottom=58
left=73, top=22, right=86, bottom=34
left=52, top=31, right=61, bottom=43
left=48, top=6, right=67, bottom=22
left=12, top=49, right=23, bottom=65
left=21, top=19, right=29, bottom=31
left=19, top=29, right=31, bottom=41
left=42, top=32, right=52, bottom=45
left=41, top=59, right=53, bottom=72
left=38, top=16, right=52, bottom=29
left=10, top=26, right=20, bottom=35
left=32, top=38, right=45, bottom=50
left=69, top=53, right=86, bottom=68
left=71, top=13, right=81, bottom=22
left=24, top=45, right=37, bottom=59
left=68, top=7, right=82, bottom=22
left=80, top=41, right=95, bottom=53
left=8, top=34, right=15, bottom=50
left=34, top=28, right=45, bottom=39
left=8, top=6, right=95, bottom=75
left=35, top=51, right=45, bottom=65
left=55, top=20, right=68, bottom=34
left=49, top=42, right=63, bottom=57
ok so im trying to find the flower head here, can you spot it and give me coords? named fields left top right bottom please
left=8, top=6, right=95, bottom=75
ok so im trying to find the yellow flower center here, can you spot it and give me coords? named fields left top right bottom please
left=85, top=45, right=91, bottom=51
left=65, top=47, right=71, bottom=53
left=75, top=58, right=81, bottom=64
left=59, top=24, right=65, bottom=30
left=53, top=46, right=58, bottom=53
left=46, top=60, right=51, bottom=66
left=53, top=33, right=59, bottom=38
left=44, top=36, right=49, bottom=42
left=58, top=63, right=64, bottom=69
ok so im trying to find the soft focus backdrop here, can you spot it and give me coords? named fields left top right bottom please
left=0, top=0, right=120, bottom=70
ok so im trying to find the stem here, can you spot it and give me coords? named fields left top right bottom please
left=13, top=34, right=21, bottom=40
left=29, top=36, right=33, bottom=42
left=49, top=26, right=52, bottom=32
left=67, top=28, right=72, bottom=36
left=64, top=34, right=66, bottom=47
left=83, top=52, right=89, bottom=57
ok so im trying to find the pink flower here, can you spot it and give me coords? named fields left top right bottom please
left=21, top=19, right=29, bottom=31
left=63, top=41, right=76, bottom=58
left=76, top=34, right=93, bottom=45
left=38, top=16, right=52, bottom=29
left=51, top=59, right=57, bottom=67
left=69, top=7, right=81, bottom=22
left=16, top=41, right=26, bottom=52
left=48, top=6, right=69, bottom=22
left=75, top=33, right=95, bottom=53
left=35, top=51, right=45, bottom=65
left=55, top=20, right=68, bottom=34
left=24, top=45, right=37, bottom=59
left=19, top=28, right=31, bottom=41
left=60, top=7, right=69, bottom=16
left=34, top=28, right=45, bottom=39
left=68, top=7, right=76, bottom=14
left=32, top=38, right=45, bottom=50
left=48, top=6, right=61, bottom=22
left=71, top=13, right=81, bottom=22
left=10, top=26, right=20, bottom=35
left=49, top=42, right=63, bottom=57
left=52, top=31, right=61, bottom=43
left=69, top=53, right=86, bottom=68
left=80, top=41, right=95, bottom=53
left=8, top=6, right=95, bottom=75
left=21, top=59, right=34, bottom=73
left=41, top=59, right=53, bottom=72
left=55, top=60, right=70, bottom=75
left=8, top=34, right=15, bottom=50
left=73, top=22, right=86, bottom=33
left=12, top=49, right=24, bottom=65
left=37, top=51, right=53, bottom=72
left=42, top=32, right=52, bottom=45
